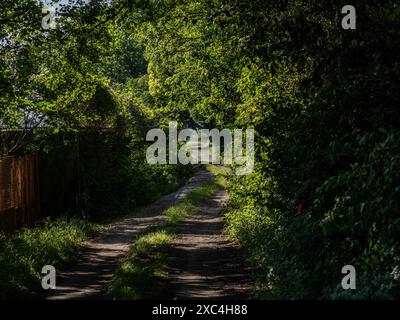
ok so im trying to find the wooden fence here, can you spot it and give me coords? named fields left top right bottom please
left=0, top=154, right=40, bottom=232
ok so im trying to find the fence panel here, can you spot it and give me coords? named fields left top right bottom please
left=0, top=155, right=40, bottom=232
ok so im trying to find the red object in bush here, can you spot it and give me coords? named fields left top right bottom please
left=296, top=200, right=305, bottom=215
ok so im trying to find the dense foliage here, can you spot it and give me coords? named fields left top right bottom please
left=1, top=0, right=399, bottom=299
left=0, top=0, right=193, bottom=297
left=118, top=0, right=399, bottom=299
left=0, top=0, right=193, bottom=218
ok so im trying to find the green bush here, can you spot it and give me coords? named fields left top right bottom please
left=214, top=0, right=400, bottom=300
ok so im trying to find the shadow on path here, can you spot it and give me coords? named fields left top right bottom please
left=162, top=189, right=253, bottom=300
left=42, top=169, right=213, bottom=300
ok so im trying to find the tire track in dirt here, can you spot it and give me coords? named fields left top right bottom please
left=163, top=189, right=253, bottom=300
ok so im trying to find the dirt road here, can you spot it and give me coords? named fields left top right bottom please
left=43, top=169, right=213, bottom=300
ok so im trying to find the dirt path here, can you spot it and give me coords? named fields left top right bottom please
left=44, top=169, right=213, bottom=300
left=163, top=189, right=253, bottom=299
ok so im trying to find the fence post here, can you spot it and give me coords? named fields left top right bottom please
left=0, top=154, right=40, bottom=232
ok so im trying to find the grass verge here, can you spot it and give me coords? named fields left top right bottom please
left=106, top=168, right=224, bottom=299
left=0, top=217, right=102, bottom=299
